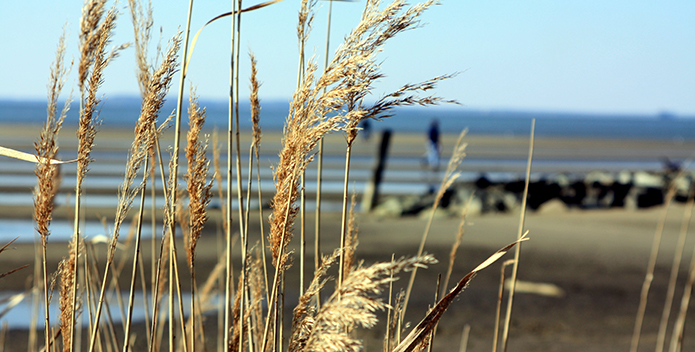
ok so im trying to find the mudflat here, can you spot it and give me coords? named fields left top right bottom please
left=1, top=123, right=694, bottom=351
left=1, top=205, right=694, bottom=351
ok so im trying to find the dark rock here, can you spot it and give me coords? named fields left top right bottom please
left=527, top=180, right=561, bottom=210
left=475, top=175, right=493, bottom=190
left=504, top=180, right=525, bottom=194
left=636, top=187, right=664, bottom=208
left=610, top=181, right=632, bottom=208
left=561, top=181, right=587, bottom=208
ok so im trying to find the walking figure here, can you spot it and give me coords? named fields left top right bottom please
left=424, top=119, right=440, bottom=193
left=426, top=119, right=440, bottom=171
left=359, top=119, right=371, bottom=141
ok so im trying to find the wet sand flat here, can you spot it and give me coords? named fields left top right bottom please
left=1, top=123, right=695, bottom=351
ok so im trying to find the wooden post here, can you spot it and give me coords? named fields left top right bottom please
left=362, top=129, right=392, bottom=212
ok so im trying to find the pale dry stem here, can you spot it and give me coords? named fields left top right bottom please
left=36, top=28, right=70, bottom=352
left=248, top=53, right=269, bottom=300
left=88, top=33, right=181, bottom=352
left=71, top=5, right=121, bottom=349
left=343, top=192, right=360, bottom=280
left=394, top=235, right=528, bottom=352
left=501, top=120, right=535, bottom=352
left=403, top=128, right=467, bottom=319
left=442, top=194, right=473, bottom=295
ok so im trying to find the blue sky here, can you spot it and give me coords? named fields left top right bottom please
left=1, top=0, right=694, bottom=115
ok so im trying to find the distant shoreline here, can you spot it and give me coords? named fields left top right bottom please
left=2, top=99, right=695, bottom=140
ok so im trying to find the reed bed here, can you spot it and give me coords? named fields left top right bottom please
left=6, top=0, right=693, bottom=352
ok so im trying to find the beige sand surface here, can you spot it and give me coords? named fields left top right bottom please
left=1, top=205, right=694, bottom=351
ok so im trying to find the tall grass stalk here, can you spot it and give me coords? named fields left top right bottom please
left=395, top=290, right=405, bottom=345
left=394, top=234, right=529, bottom=352
left=242, top=148, right=256, bottom=352
left=0, top=322, right=6, bottom=352
left=184, top=90, right=213, bottom=352
left=87, top=32, right=181, bottom=352
left=70, top=1, right=120, bottom=349
left=426, top=274, right=442, bottom=352
left=36, top=28, right=70, bottom=352
left=164, top=167, right=190, bottom=352
left=137, top=229, right=153, bottom=346
left=442, top=195, right=473, bottom=296
left=160, top=0, right=195, bottom=350
left=493, top=259, right=515, bottom=352
left=501, top=118, right=535, bottom=352
left=459, top=324, right=471, bottom=352
left=286, top=248, right=339, bottom=352
left=29, top=251, right=40, bottom=352
left=313, top=0, right=335, bottom=307
left=267, top=0, right=451, bottom=338
left=656, top=190, right=694, bottom=352
left=630, top=186, right=677, bottom=352
left=233, top=1, right=245, bottom=243
left=434, top=198, right=473, bottom=350
left=231, top=1, right=251, bottom=351
left=337, top=141, right=353, bottom=292
left=668, top=238, right=695, bottom=352
left=149, top=132, right=174, bottom=352
left=248, top=53, right=269, bottom=300
left=83, top=245, right=95, bottom=352
left=296, top=0, right=315, bottom=299
left=150, top=148, right=158, bottom=320
left=224, top=0, right=240, bottom=349
left=122, top=2, right=155, bottom=349
left=343, top=191, right=359, bottom=279
left=122, top=156, right=149, bottom=352
left=239, top=50, right=266, bottom=352
left=383, top=253, right=395, bottom=352
left=403, top=128, right=467, bottom=318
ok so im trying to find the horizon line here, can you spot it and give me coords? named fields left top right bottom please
left=1, top=95, right=693, bottom=118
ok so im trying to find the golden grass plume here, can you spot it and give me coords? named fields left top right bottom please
left=302, top=255, right=438, bottom=352
left=185, top=89, right=213, bottom=269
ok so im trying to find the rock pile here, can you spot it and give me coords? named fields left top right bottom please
left=372, top=170, right=694, bottom=218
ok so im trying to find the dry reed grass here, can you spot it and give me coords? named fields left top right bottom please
left=394, top=234, right=528, bottom=352
left=88, top=28, right=182, bottom=352
left=403, top=128, right=467, bottom=318
left=305, top=255, right=439, bottom=352
left=184, top=88, right=213, bottom=352
left=35, top=28, right=71, bottom=352
left=69, top=2, right=124, bottom=349
left=15, top=2, right=556, bottom=352
left=184, top=89, right=213, bottom=270
left=248, top=52, right=269, bottom=302
left=500, top=119, right=535, bottom=352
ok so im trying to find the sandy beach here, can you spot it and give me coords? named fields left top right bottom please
left=1, top=123, right=694, bottom=351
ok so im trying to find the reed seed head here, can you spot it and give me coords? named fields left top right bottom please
left=302, top=255, right=437, bottom=352
left=185, top=89, right=213, bottom=269
left=249, top=52, right=262, bottom=155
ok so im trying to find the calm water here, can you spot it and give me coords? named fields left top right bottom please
left=0, top=290, right=198, bottom=329
left=2, top=98, right=695, bottom=140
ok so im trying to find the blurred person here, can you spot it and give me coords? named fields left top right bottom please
left=423, top=118, right=440, bottom=193
left=359, top=119, right=371, bottom=141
